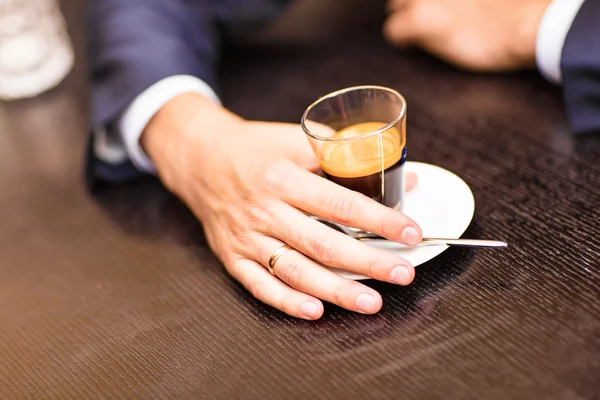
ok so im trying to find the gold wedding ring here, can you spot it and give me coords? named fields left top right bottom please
left=268, top=244, right=293, bottom=275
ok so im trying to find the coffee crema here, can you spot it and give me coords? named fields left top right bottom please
left=319, top=122, right=405, bottom=208
left=319, top=122, right=403, bottom=177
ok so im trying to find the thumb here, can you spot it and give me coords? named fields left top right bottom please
left=274, top=122, right=321, bottom=172
left=406, top=171, right=418, bottom=192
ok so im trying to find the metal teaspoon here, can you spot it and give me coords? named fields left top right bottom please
left=311, top=217, right=507, bottom=248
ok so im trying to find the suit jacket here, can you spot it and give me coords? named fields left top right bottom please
left=561, top=0, right=600, bottom=135
left=86, top=0, right=599, bottom=185
left=86, top=0, right=290, bottom=185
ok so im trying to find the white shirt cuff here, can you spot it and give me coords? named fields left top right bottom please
left=118, top=75, right=221, bottom=173
left=536, top=0, right=586, bottom=84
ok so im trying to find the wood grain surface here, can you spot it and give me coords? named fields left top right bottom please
left=0, top=1, right=598, bottom=399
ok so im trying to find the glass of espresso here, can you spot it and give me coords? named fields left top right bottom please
left=301, top=86, right=407, bottom=218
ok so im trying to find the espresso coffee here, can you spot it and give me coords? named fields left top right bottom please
left=319, top=122, right=406, bottom=209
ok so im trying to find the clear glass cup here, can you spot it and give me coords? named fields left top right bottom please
left=0, top=0, right=74, bottom=100
left=301, top=85, right=407, bottom=218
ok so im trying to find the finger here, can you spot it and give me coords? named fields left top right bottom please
left=406, top=171, right=418, bottom=192
left=279, top=166, right=423, bottom=245
left=230, top=258, right=324, bottom=320
left=383, top=6, right=423, bottom=46
left=267, top=205, right=415, bottom=285
left=261, top=239, right=384, bottom=314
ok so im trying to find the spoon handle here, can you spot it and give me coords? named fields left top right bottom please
left=360, top=238, right=507, bottom=248
left=421, top=238, right=507, bottom=248
left=310, top=216, right=507, bottom=248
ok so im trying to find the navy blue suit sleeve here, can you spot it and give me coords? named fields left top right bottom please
left=87, top=0, right=220, bottom=128
left=560, top=0, right=600, bottom=135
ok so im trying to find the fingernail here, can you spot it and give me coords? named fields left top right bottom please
left=301, top=302, right=319, bottom=319
left=356, top=293, right=377, bottom=314
left=390, top=266, right=411, bottom=284
left=401, top=226, right=421, bottom=246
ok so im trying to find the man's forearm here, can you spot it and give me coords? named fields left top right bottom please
left=86, top=0, right=222, bottom=183
left=117, top=75, right=221, bottom=174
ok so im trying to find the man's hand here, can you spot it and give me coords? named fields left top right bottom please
left=142, top=92, right=422, bottom=320
left=384, top=0, right=551, bottom=72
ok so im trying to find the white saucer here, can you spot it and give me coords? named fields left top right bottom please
left=329, top=161, right=475, bottom=280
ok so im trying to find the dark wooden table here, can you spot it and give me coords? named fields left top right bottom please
left=1, top=2, right=599, bottom=399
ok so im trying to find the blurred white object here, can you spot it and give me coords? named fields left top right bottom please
left=0, top=0, right=74, bottom=100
